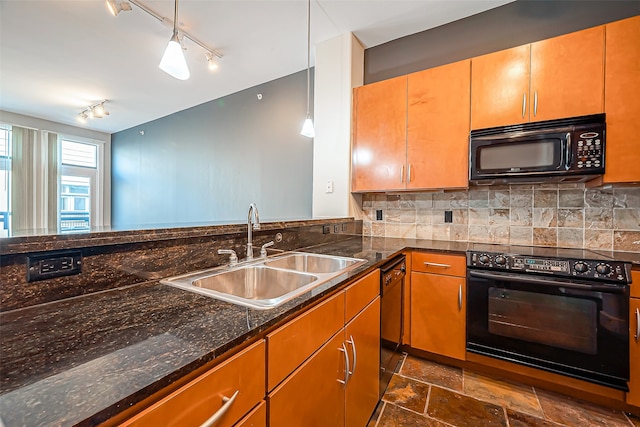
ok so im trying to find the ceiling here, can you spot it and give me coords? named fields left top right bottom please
left=0, top=0, right=513, bottom=134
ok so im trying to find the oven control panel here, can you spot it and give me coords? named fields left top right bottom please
left=467, top=251, right=631, bottom=283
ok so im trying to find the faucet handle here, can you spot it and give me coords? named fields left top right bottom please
left=260, top=241, right=275, bottom=258
left=218, top=249, right=238, bottom=266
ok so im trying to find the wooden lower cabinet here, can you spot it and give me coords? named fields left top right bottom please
left=268, top=332, right=346, bottom=426
left=345, top=298, right=381, bottom=427
left=235, top=401, right=266, bottom=427
left=120, top=340, right=265, bottom=427
left=411, top=272, right=466, bottom=360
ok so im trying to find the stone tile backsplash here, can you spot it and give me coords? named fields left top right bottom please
left=362, top=184, right=640, bottom=253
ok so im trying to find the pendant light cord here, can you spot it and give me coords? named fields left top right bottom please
left=172, top=0, right=179, bottom=38
left=306, top=0, right=311, bottom=116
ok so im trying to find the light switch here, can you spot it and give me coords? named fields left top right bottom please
left=325, top=180, right=334, bottom=193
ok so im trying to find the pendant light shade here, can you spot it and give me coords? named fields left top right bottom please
left=159, top=0, right=190, bottom=80
left=301, top=116, right=315, bottom=138
left=159, top=32, right=190, bottom=80
left=300, top=0, right=314, bottom=138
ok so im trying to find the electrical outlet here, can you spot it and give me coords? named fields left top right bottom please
left=325, top=180, right=334, bottom=193
left=444, top=210, right=453, bottom=223
left=376, top=210, right=383, bottom=221
left=322, top=225, right=331, bottom=234
left=334, top=224, right=340, bottom=233
left=27, top=250, right=82, bottom=282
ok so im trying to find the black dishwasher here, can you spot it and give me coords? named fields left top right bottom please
left=379, top=255, right=406, bottom=397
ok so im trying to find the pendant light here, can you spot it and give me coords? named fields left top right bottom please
left=300, top=0, right=315, bottom=138
left=159, top=0, right=190, bottom=80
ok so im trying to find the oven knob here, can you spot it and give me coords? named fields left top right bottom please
left=478, top=254, right=491, bottom=264
left=596, top=264, right=611, bottom=275
left=495, top=255, right=507, bottom=266
left=574, top=262, right=589, bottom=273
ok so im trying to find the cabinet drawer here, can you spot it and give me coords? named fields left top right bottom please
left=121, top=340, right=265, bottom=427
left=267, top=292, right=345, bottom=390
left=631, top=270, right=640, bottom=299
left=412, top=252, right=466, bottom=277
left=345, top=270, right=380, bottom=323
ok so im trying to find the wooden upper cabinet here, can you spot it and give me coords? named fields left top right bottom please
left=530, top=25, right=604, bottom=122
left=471, top=25, right=605, bottom=129
left=603, top=15, right=640, bottom=184
left=407, top=60, right=470, bottom=189
left=471, top=44, right=530, bottom=129
left=352, top=76, right=407, bottom=192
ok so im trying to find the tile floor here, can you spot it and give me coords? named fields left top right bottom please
left=368, top=355, right=640, bottom=427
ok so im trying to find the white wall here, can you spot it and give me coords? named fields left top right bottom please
left=312, top=33, right=364, bottom=219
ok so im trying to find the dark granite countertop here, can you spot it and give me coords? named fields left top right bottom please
left=0, top=236, right=637, bottom=427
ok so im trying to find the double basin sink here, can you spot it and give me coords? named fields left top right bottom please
left=161, top=252, right=367, bottom=310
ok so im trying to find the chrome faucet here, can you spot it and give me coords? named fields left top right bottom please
left=246, top=203, right=260, bottom=260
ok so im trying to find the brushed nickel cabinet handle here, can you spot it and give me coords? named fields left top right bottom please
left=522, top=93, right=527, bottom=118
left=635, top=308, right=639, bottom=342
left=400, top=164, right=405, bottom=183
left=199, top=390, right=239, bottom=427
left=534, top=91, right=538, bottom=117
left=423, top=262, right=451, bottom=268
left=458, top=285, right=462, bottom=311
left=338, top=343, right=350, bottom=385
left=407, top=164, right=412, bottom=183
left=346, top=335, right=357, bottom=376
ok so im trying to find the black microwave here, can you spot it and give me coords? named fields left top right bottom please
left=469, top=114, right=605, bottom=185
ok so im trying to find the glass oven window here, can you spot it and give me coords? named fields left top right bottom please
left=478, top=140, right=558, bottom=170
left=488, top=287, right=597, bottom=354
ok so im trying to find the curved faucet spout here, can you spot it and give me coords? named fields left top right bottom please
left=247, top=203, right=260, bottom=260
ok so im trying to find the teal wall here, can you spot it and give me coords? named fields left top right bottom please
left=111, top=70, right=313, bottom=229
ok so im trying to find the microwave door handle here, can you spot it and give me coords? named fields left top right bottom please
left=468, top=270, right=627, bottom=294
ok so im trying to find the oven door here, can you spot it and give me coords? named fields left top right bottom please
left=466, top=270, right=629, bottom=390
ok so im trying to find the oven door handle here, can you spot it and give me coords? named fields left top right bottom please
left=468, top=270, right=627, bottom=294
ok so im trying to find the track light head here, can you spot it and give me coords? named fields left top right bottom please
left=206, top=52, right=219, bottom=71
left=77, top=112, right=88, bottom=123
left=106, top=0, right=132, bottom=16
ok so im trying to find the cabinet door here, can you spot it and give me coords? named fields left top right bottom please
left=471, top=44, right=530, bottom=129
left=345, top=298, right=380, bottom=427
left=411, top=272, right=466, bottom=360
left=269, top=332, right=346, bottom=427
left=235, top=401, right=266, bottom=427
left=628, top=298, right=640, bottom=407
left=352, top=76, right=407, bottom=192
left=407, top=60, right=470, bottom=189
left=121, top=341, right=265, bottom=427
left=603, top=16, right=640, bottom=184
left=530, top=25, right=604, bottom=122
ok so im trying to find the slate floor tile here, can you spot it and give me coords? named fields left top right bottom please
left=463, top=370, right=544, bottom=418
left=377, top=403, right=449, bottom=427
left=507, top=408, right=564, bottom=427
left=400, top=355, right=463, bottom=392
left=537, top=389, right=631, bottom=427
left=427, top=386, right=507, bottom=427
left=382, top=374, right=430, bottom=414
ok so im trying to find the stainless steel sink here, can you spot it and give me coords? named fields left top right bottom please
left=161, top=252, right=366, bottom=310
left=264, top=253, right=359, bottom=273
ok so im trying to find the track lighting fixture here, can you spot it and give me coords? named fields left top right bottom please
left=77, top=100, right=109, bottom=123
left=106, top=0, right=131, bottom=16
left=106, top=0, right=223, bottom=80
left=300, top=0, right=315, bottom=138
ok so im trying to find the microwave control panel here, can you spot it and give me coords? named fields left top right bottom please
left=573, top=130, right=604, bottom=170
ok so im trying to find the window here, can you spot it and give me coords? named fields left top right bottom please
left=59, top=139, right=101, bottom=233
left=0, top=126, right=10, bottom=237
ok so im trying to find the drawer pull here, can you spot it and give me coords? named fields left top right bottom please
left=635, top=308, right=639, bottom=342
left=533, top=91, right=538, bottom=117
left=522, top=93, right=526, bottom=118
left=458, top=284, right=462, bottom=311
left=346, top=335, right=357, bottom=377
left=337, top=343, right=350, bottom=385
left=423, top=262, right=451, bottom=268
left=199, top=390, right=239, bottom=427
